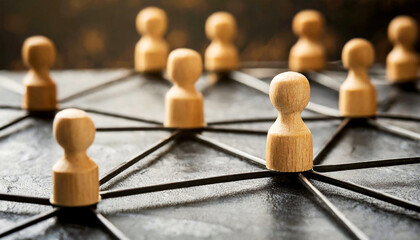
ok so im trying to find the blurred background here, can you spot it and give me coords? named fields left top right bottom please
left=0, top=0, right=419, bottom=70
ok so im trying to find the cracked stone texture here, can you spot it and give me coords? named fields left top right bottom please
left=0, top=68, right=419, bottom=240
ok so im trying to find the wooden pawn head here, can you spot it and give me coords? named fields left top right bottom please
left=289, top=10, right=326, bottom=72
left=165, top=48, right=205, bottom=128
left=386, top=16, right=419, bottom=83
left=266, top=71, right=313, bottom=172
left=339, top=38, right=377, bottom=117
left=51, top=108, right=100, bottom=207
left=22, top=36, right=57, bottom=112
left=135, top=7, right=169, bottom=73
left=204, top=11, right=239, bottom=72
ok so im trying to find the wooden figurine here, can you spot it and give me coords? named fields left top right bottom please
left=51, top=108, right=100, bottom=207
left=205, top=11, right=239, bottom=72
left=266, top=71, right=313, bottom=172
left=386, top=16, right=419, bottom=83
left=339, top=38, right=377, bottom=117
left=164, top=48, right=205, bottom=128
left=135, top=7, right=169, bottom=73
left=22, top=36, right=57, bottom=111
left=289, top=10, right=326, bottom=72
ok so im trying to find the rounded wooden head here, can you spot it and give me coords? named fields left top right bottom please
left=205, top=11, right=237, bottom=42
left=167, top=48, right=203, bottom=87
left=53, top=109, right=95, bottom=155
left=136, top=7, right=168, bottom=37
left=270, top=72, right=310, bottom=114
left=292, top=10, right=324, bottom=38
left=22, top=36, right=56, bottom=69
left=388, top=16, right=418, bottom=46
left=342, top=38, right=374, bottom=70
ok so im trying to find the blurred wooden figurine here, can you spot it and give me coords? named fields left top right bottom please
left=387, top=16, right=419, bottom=83
left=164, top=49, right=205, bottom=128
left=135, top=7, right=169, bottom=73
left=266, top=71, right=313, bottom=172
left=22, top=36, right=57, bottom=112
left=289, top=10, right=326, bottom=72
left=205, top=12, right=239, bottom=73
left=51, top=108, right=100, bottom=207
left=339, top=39, right=377, bottom=117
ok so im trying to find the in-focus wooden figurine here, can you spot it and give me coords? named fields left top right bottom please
left=164, top=48, right=205, bottom=128
left=135, top=7, right=169, bottom=73
left=386, top=16, right=419, bottom=83
left=339, top=38, right=377, bottom=117
left=51, top=108, right=100, bottom=207
left=289, top=10, right=326, bottom=72
left=266, top=71, right=313, bottom=172
left=22, top=36, right=57, bottom=112
left=205, top=11, right=239, bottom=73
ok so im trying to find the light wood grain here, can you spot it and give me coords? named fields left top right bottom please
left=135, top=7, right=169, bottom=73
left=165, top=48, right=205, bottom=128
left=22, top=36, right=57, bottom=111
left=51, top=108, right=100, bottom=207
left=289, top=10, right=326, bottom=72
left=339, top=38, right=377, bottom=117
left=387, top=16, right=419, bottom=83
left=266, top=72, right=313, bottom=172
left=205, top=12, right=239, bottom=72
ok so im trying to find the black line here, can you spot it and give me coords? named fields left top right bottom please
left=99, top=130, right=183, bottom=185
left=201, top=127, right=267, bottom=135
left=297, top=173, right=369, bottom=240
left=96, top=127, right=173, bottom=132
left=0, top=193, right=51, bottom=205
left=375, top=112, right=420, bottom=122
left=367, top=119, right=420, bottom=141
left=192, top=134, right=267, bottom=168
left=313, top=156, right=420, bottom=172
left=100, top=170, right=276, bottom=199
left=313, top=118, right=350, bottom=165
left=90, top=209, right=130, bottom=240
left=0, top=208, right=60, bottom=238
left=305, top=171, right=420, bottom=213
left=0, top=114, right=31, bottom=131
left=206, top=116, right=343, bottom=125
left=80, top=108, right=163, bottom=125
left=59, top=71, right=136, bottom=103
left=0, top=104, right=22, bottom=110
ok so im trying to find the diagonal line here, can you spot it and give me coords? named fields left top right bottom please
left=377, top=89, right=399, bottom=112
left=78, top=108, right=163, bottom=125
left=375, top=112, right=420, bottom=122
left=96, top=126, right=173, bottom=132
left=0, top=104, right=22, bottom=110
left=367, top=119, right=420, bottom=141
left=59, top=70, right=136, bottom=103
left=306, top=102, right=341, bottom=117
left=0, top=208, right=60, bottom=238
left=99, top=130, right=183, bottom=186
left=207, top=115, right=343, bottom=125
left=0, top=114, right=31, bottom=131
left=0, top=76, right=24, bottom=95
left=313, top=118, right=351, bottom=165
left=297, top=173, right=369, bottom=240
left=201, top=127, right=267, bottom=135
left=305, top=171, right=420, bottom=213
left=0, top=193, right=51, bottom=205
left=192, top=134, right=266, bottom=168
left=313, top=156, right=420, bottom=172
left=100, top=170, right=276, bottom=199
left=90, top=209, right=130, bottom=240
left=305, top=71, right=341, bottom=91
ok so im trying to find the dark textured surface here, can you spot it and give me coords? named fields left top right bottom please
left=0, top=68, right=419, bottom=240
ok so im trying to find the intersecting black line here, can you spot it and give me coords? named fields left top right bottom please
left=0, top=208, right=60, bottom=238
left=366, top=119, right=420, bottom=141
left=313, top=118, right=351, bottom=165
left=206, top=115, right=343, bottom=125
left=0, top=193, right=51, bottom=205
left=297, top=173, right=369, bottom=240
left=59, top=71, right=136, bottom=103
left=0, top=114, right=31, bottom=131
left=313, top=156, right=420, bottom=172
left=201, top=127, right=267, bottom=135
left=96, top=126, right=173, bottom=132
left=79, top=108, right=163, bottom=125
left=305, top=171, right=420, bottom=213
left=100, top=170, right=276, bottom=199
left=90, top=209, right=130, bottom=240
left=99, top=130, right=183, bottom=186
